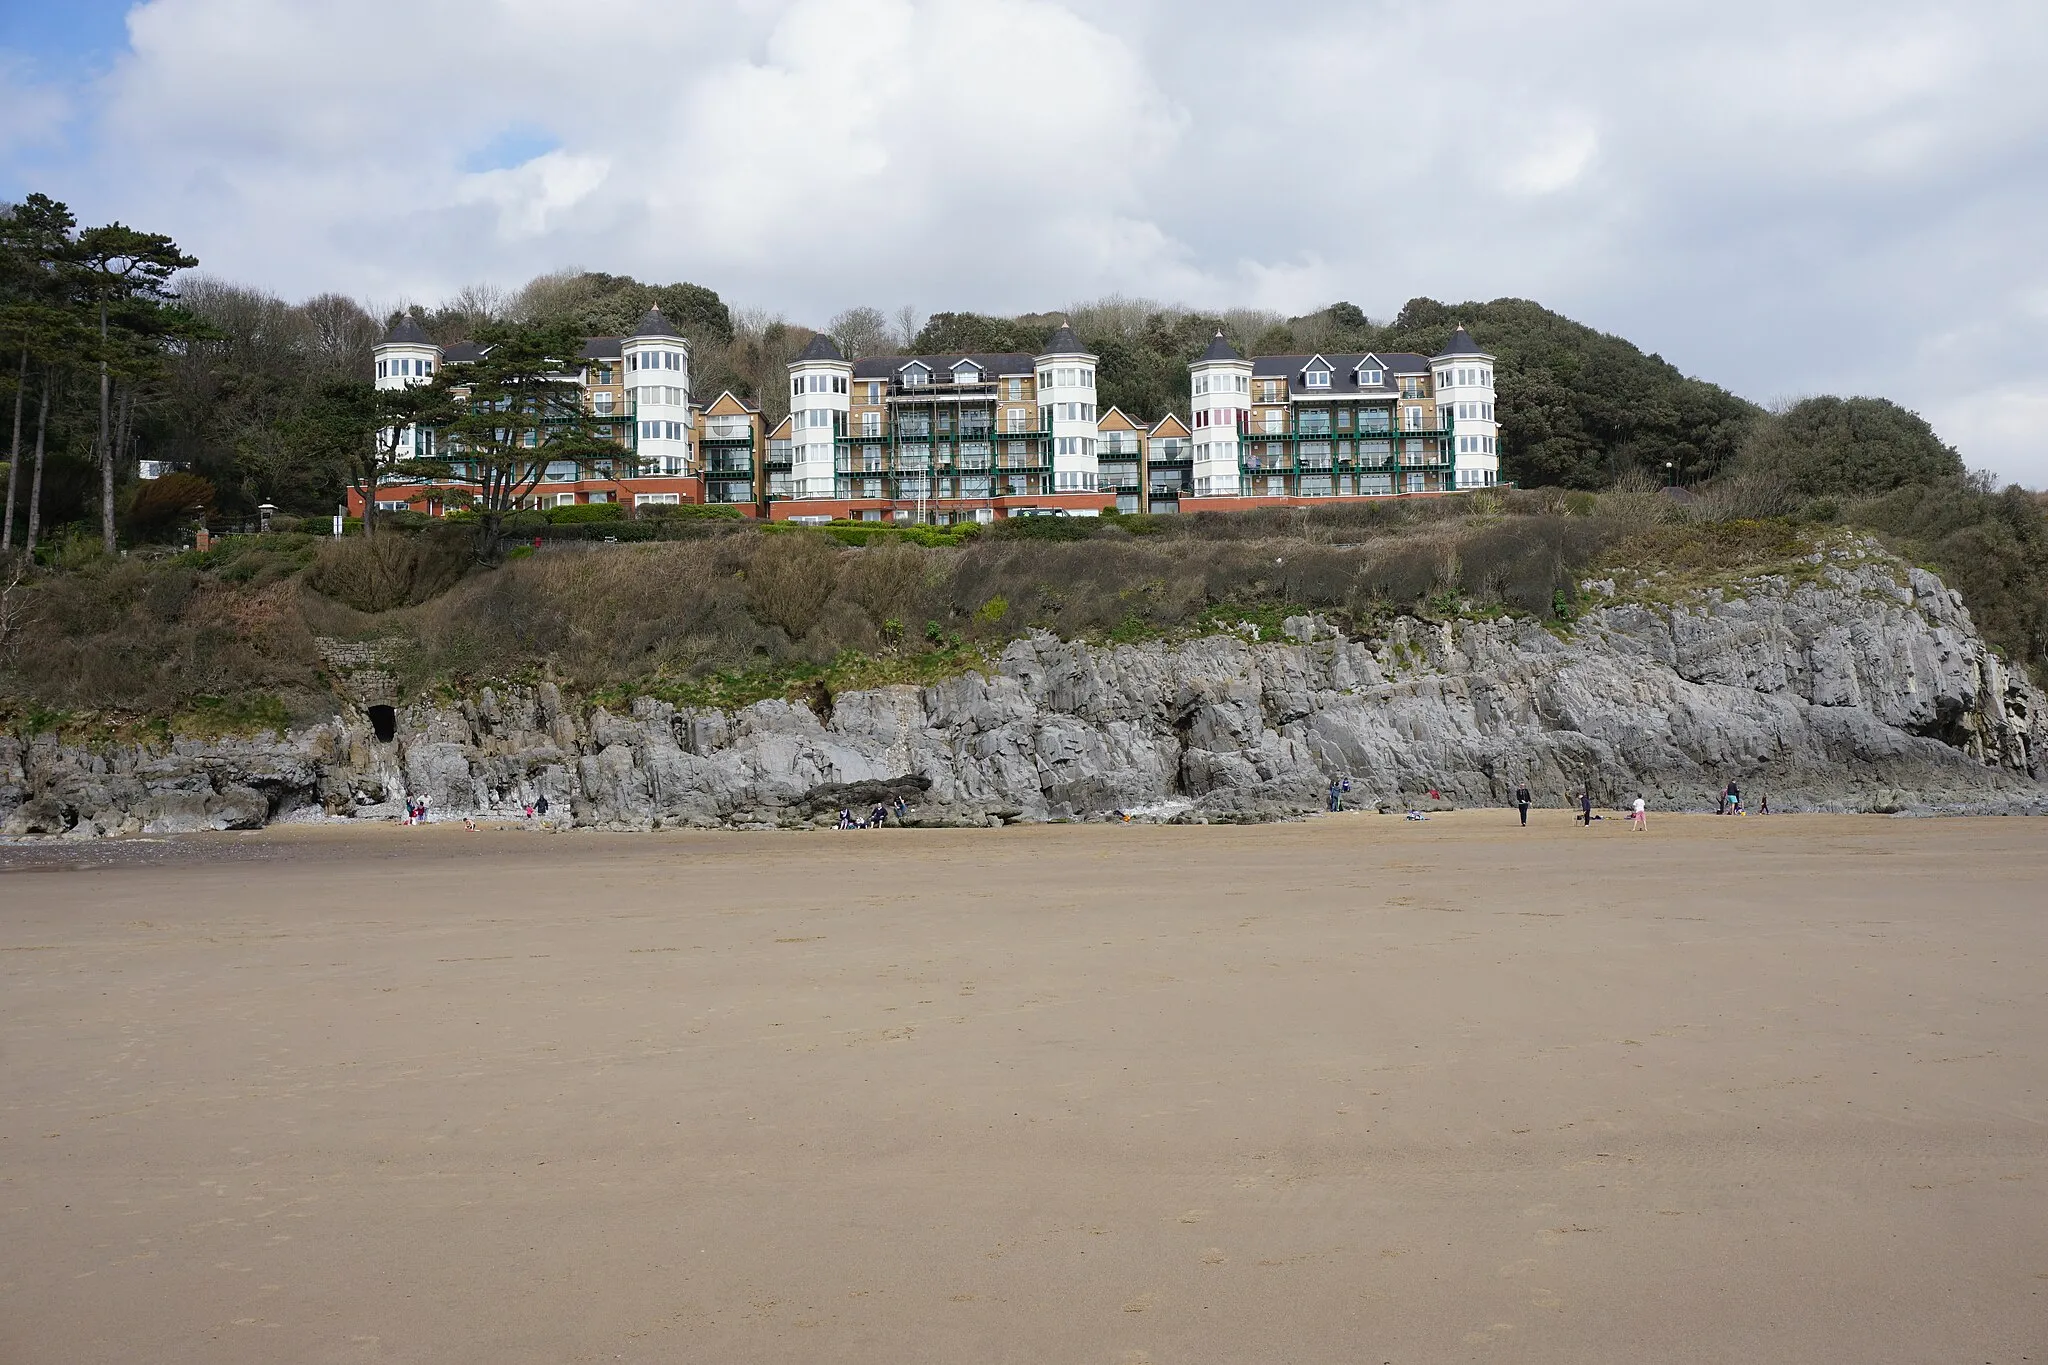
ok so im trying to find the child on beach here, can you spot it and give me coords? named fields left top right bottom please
left=1631, top=795, right=1647, bottom=831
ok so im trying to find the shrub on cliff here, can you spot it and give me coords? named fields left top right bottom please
left=1738, top=397, right=1963, bottom=498
left=305, top=531, right=472, bottom=613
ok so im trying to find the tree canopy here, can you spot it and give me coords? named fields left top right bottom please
left=1737, top=396, right=1964, bottom=497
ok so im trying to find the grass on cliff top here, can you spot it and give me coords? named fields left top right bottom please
left=5, top=481, right=2041, bottom=727
left=1588, top=521, right=1871, bottom=605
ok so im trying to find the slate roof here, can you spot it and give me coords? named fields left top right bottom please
left=797, top=333, right=846, bottom=362
left=580, top=338, right=622, bottom=360
left=1041, top=321, right=1087, bottom=355
left=849, top=352, right=1036, bottom=383
left=1434, top=325, right=1489, bottom=358
left=1197, top=331, right=1243, bottom=363
left=380, top=315, right=434, bottom=347
left=1247, top=352, right=1432, bottom=394
left=441, top=341, right=489, bottom=364
left=631, top=307, right=682, bottom=339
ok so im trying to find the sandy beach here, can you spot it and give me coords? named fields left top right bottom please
left=1, top=810, right=2044, bottom=1363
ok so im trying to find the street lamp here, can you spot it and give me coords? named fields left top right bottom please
left=1663, top=461, right=1675, bottom=488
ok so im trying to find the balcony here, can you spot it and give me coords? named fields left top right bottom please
left=888, top=380, right=999, bottom=401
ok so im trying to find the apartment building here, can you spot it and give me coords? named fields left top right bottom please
left=354, top=309, right=766, bottom=518
left=354, top=312, right=1498, bottom=523
left=1185, top=326, right=1500, bottom=504
left=758, top=325, right=1117, bottom=523
left=760, top=323, right=1498, bottom=520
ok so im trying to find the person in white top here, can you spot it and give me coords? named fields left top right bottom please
left=1631, top=795, right=1647, bottom=831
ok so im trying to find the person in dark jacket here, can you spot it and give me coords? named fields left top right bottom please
left=1515, top=784, right=1531, bottom=826
left=1580, top=788, right=1593, bottom=826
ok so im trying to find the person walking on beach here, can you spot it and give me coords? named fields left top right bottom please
left=1580, top=787, right=1593, bottom=827
left=1515, top=783, right=1531, bottom=826
left=1631, top=794, right=1647, bottom=831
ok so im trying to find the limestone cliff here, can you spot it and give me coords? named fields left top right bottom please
left=4, top=544, right=2041, bottom=836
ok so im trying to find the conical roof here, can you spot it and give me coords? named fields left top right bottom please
left=796, top=332, right=845, bottom=362
left=381, top=315, right=433, bottom=347
left=1198, top=330, right=1242, bottom=363
left=1041, top=320, right=1086, bottom=355
left=1434, top=324, right=1488, bottom=358
left=631, top=306, right=682, bottom=339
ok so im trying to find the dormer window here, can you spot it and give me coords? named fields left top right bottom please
left=1358, top=368, right=1382, bottom=386
left=952, top=362, right=981, bottom=384
left=902, top=363, right=929, bottom=387
left=1304, top=368, right=1330, bottom=389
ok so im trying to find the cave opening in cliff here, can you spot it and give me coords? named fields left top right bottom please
left=367, top=705, right=396, bottom=743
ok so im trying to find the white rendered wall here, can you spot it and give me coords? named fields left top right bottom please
left=1189, top=360, right=1251, bottom=496
left=624, top=337, right=692, bottom=477
left=371, top=341, right=440, bottom=459
left=1036, top=350, right=1100, bottom=494
left=789, top=359, right=851, bottom=498
left=1434, top=354, right=1500, bottom=488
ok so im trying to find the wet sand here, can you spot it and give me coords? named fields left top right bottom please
left=2, top=812, right=2044, bottom=1363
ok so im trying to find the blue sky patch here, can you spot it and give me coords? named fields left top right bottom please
left=0, top=0, right=134, bottom=76
left=462, top=126, right=560, bottom=174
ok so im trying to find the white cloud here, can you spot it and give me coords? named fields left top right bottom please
left=456, top=152, right=612, bottom=240
left=13, top=0, right=2048, bottom=484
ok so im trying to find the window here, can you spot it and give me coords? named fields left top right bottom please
left=1358, top=368, right=1381, bottom=386
left=1007, top=378, right=1022, bottom=399
left=1304, top=368, right=1330, bottom=389
left=1404, top=406, right=1423, bottom=428
left=376, top=360, right=387, bottom=378
left=593, top=393, right=613, bottom=415
left=598, top=365, right=613, bottom=384
left=866, top=382, right=881, bottom=403
left=903, top=366, right=929, bottom=387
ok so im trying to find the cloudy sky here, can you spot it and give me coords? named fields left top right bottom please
left=4, top=0, right=2046, bottom=484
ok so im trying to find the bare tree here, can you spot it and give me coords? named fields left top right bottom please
left=892, top=305, right=924, bottom=351
left=1065, top=294, right=1169, bottom=341
left=0, top=552, right=30, bottom=664
left=298, top=292, right=382, bottom=380
left=829, top=306, right=892, bottom=358
left=442, top=282, right=512, bottom=336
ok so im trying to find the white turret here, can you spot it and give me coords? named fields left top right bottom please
left=374, top=314, right=440, bottom=391
left=1189, top=331, right=1250, bottom=497
left=372, top=315, right=441, bottom=459
left=787, top=333, right=851, bottom=499
left=1432, top=325, right=1498, bottom=489
left=622, top=307, right=691, bottom=478
left=1036, top=322, right=1099, bottom=503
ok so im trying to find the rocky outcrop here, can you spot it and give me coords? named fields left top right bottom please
left=4, top=549, right=2043, bottom=836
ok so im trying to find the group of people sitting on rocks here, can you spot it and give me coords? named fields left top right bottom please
left=838, top=797, right=911, bottom=830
